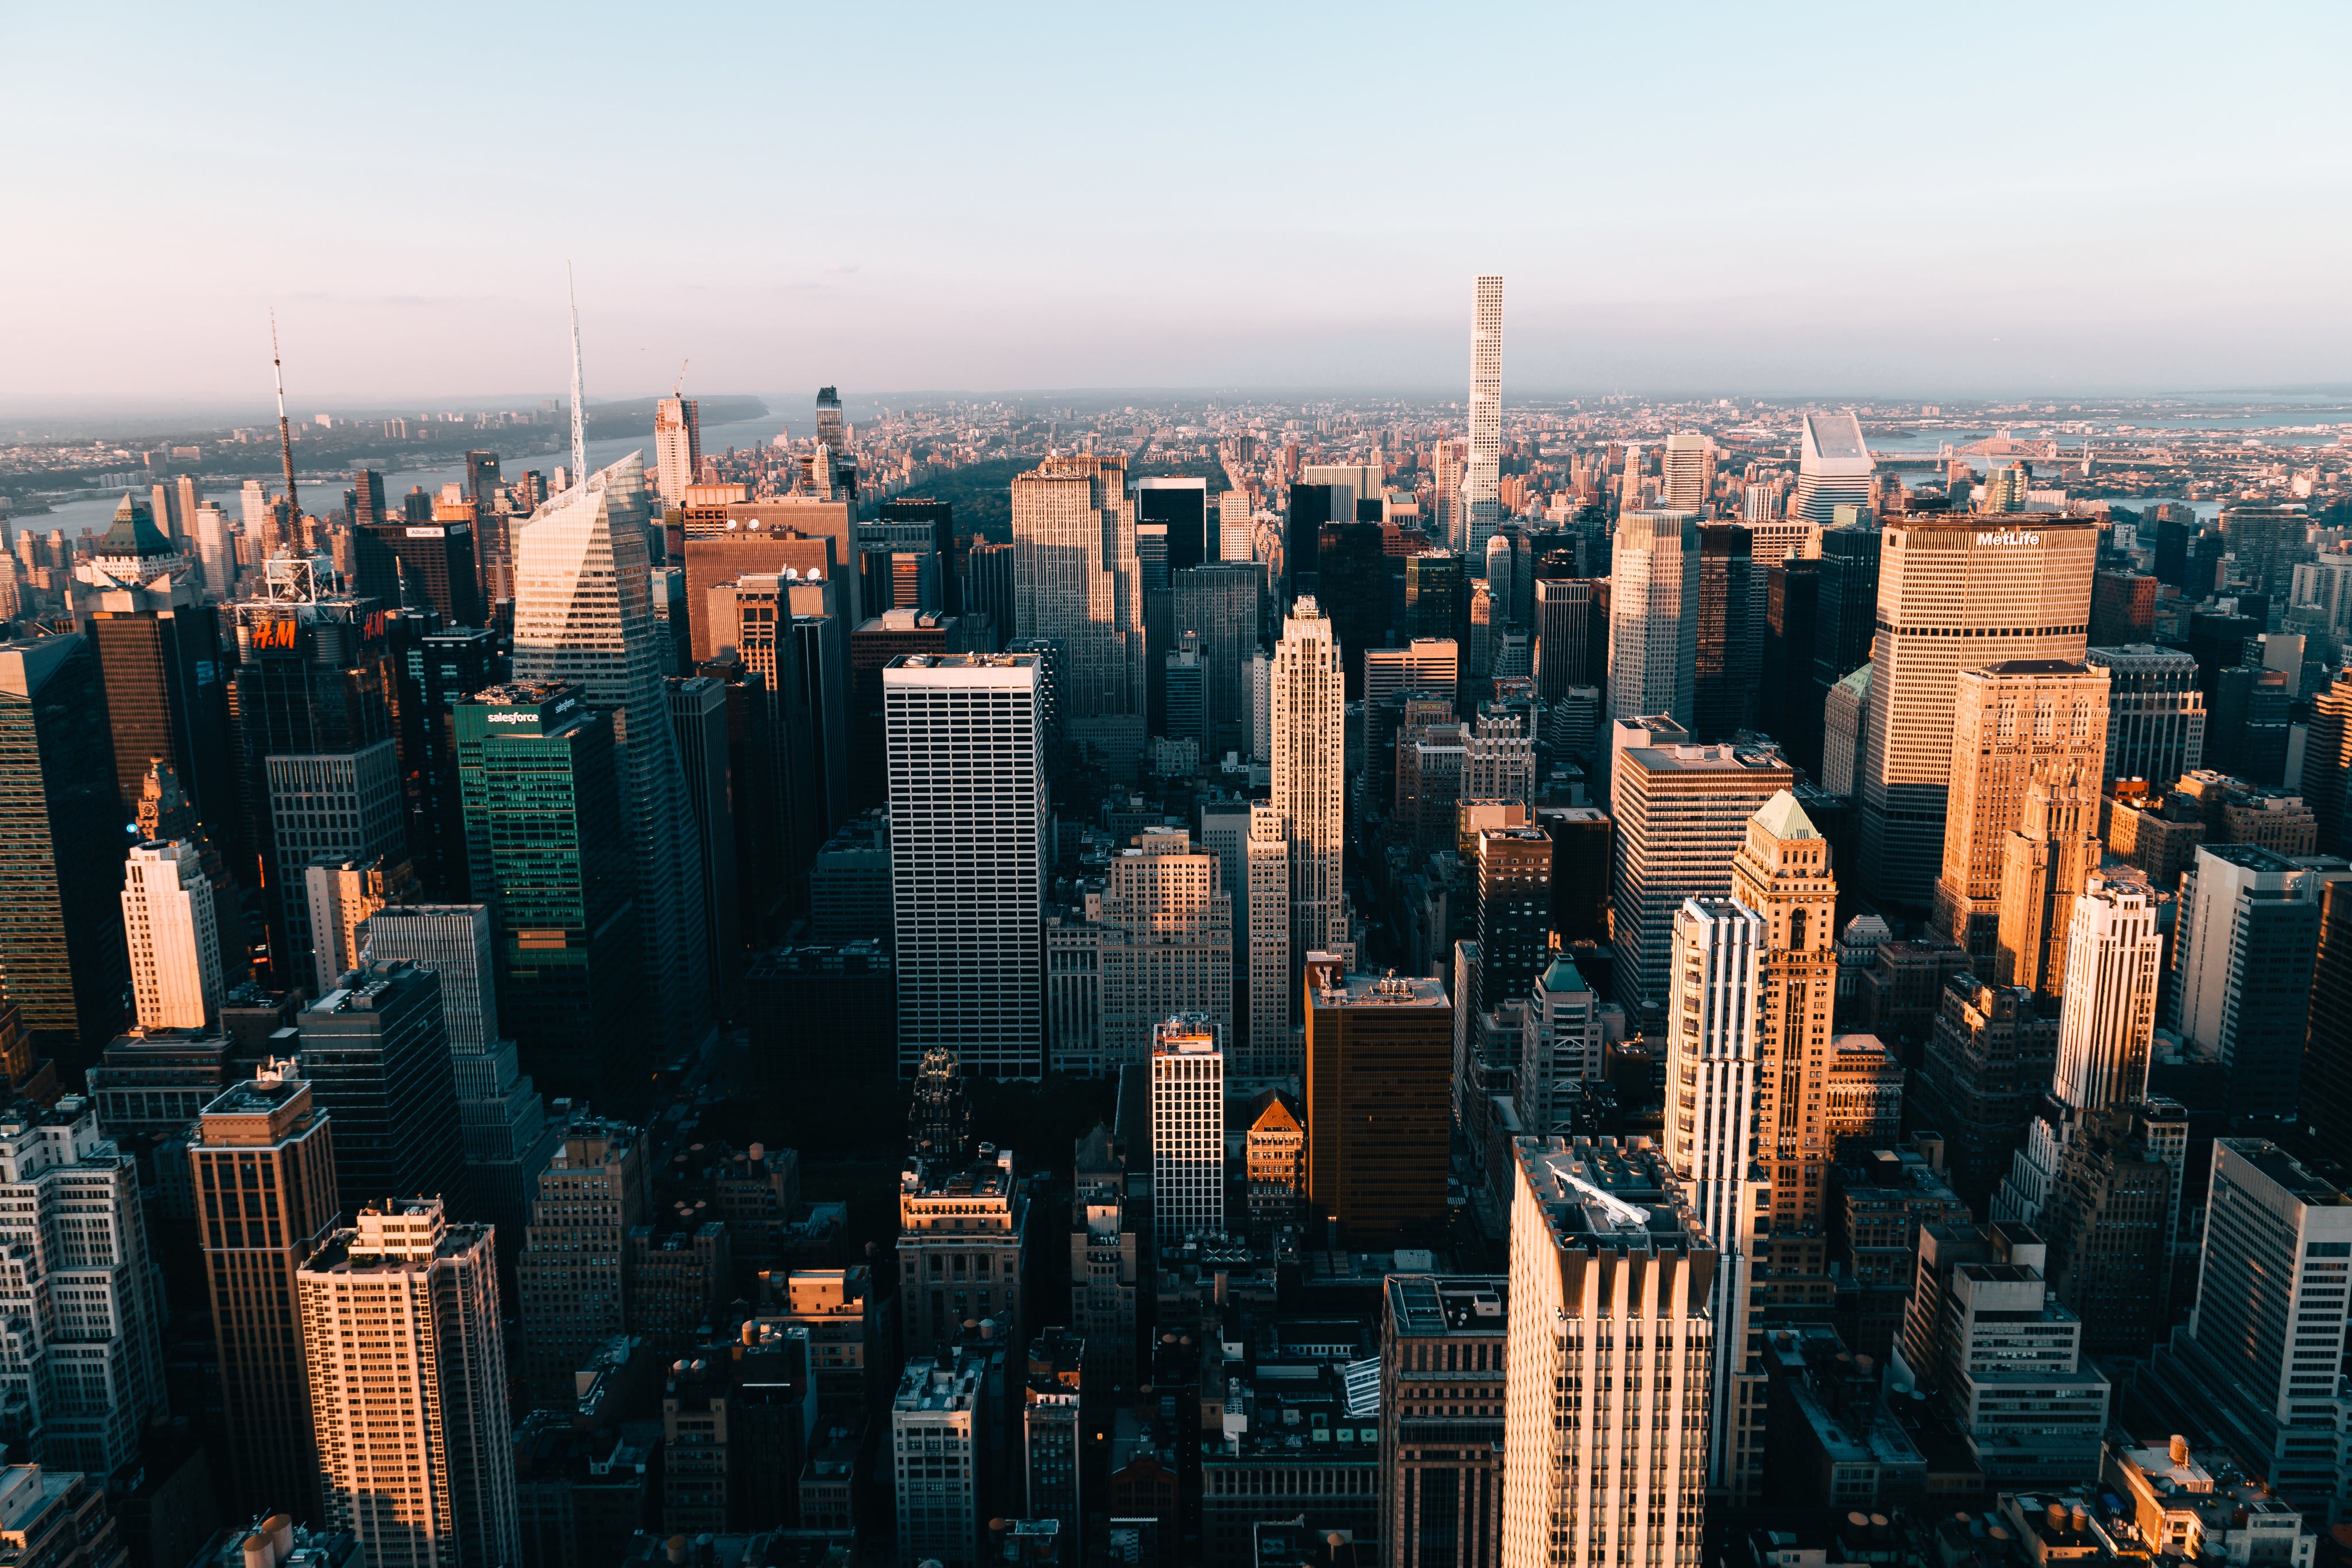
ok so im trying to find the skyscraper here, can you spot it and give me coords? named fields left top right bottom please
left=1149, top=1015, right=1224, bottom=1246
left=1012, top=452, right=1145, bottom=763
left=1381, top=1275, right=1506, bottom=1568
left=653, top=396, right=701, bottom=508
left=0, top=1097, right=160, bottom=1477
left=887, top=653, right=1047, bottom=1079
left=516, top=1115, right=649, bottom=1407
left=1500, top=1137, right=1713, bottom=1568
left=1303, top=961, right=1450, bottom=1241
left=1929, top=660, right=2111, bottom=959
left=299, top=1197, right=519, bottom=1568
left=304, top=854, right=409, bottom=997
left=1098, top=828, right=1232, bottom=1067
left=1662, top=432, right=1715, bottom=513
left=265, top=745, right=407, bottom=989
left=72, top=495, right=233, bottom=830
left=0, top=632, right=127, bottom=1060
left=1472, top=827, right=1551, bottom=1017
left=1731, top=792, right=1841, bottom=1230
left=295, top=959, right=468, bottom=1221
left=401, top=625, right=499, bottom=901
left=2146, top=1139, right=2352, bottom=1517
left=1788, top=411, right=1875, bottom=524
left=1173, top=563, right=1259, bottom=760
left=1607, top=511, right=1701, bottom=729
left=1272, top=599, right=1351, bottom=978
left=1693, top=521, right=1761, bottom=740
left=455, top=681, right=640, bottom=1102
left=2086, top=645, right=2204, bottom=789
left=1244, top=802, right=1291, bottom=1075
left=1663, top=896, right=1762, bottom=1450
left=510, top=451, right=710, bottom=1056
left=121, top=839, right=221, bottom=1029
left=1858, top=517, right=2097, bottom=905
left=1992, top=763, right=2105, bottom=996
left=2169, top=843, right=2327, bottom=1119
left=1611, top=738, right=1793, bottom=1015
left=1465, top=275, right=1503, bottom=560
left=358, top=903, right=559, bottom=1263
left=666, top=673, right=740, bottom=1015
left=194, top=1060, right=338, bottom=1519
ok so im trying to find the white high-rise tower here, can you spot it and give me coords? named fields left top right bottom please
left=122, top=838, right=222, bottom=1029
left=511, top=451, right=711, bottom=1054
left=1272, top=598, right=1350, bottom=977
left=1607, top=510, right=1702, bottom=726
left=299, top=1197, right=519, bottom=1568
left=1465, top=275, right=1503, bottom=562
left=1664, top=896, right=1763, bottom=1494
left=1150, top=1015, right=1225, bottom=1246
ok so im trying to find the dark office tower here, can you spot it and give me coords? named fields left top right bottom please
left=695, top=653, right=791, bottom=944
left=966, top=541, right=1015, bottom=649
left=193, top=1063, right=339, bottom=1521
left=2170, top=843, right=2324, bottom=1121
left=1531, top=578, right=1593, bottom=700
left=2221, top=501, right=2307, bottom=614
left=76, top=508, right=234, bottom=829
left=1762, top=557, right=1822, bottom=773
left=1286, top=482, right=1334, bottom=601
left=1536, top=806, right=1611, bottom=946
left=2188, top=529, right=2226, bottom=598
left=1809, top=522, right=1881, bottom=698
left=1317, top=521, right=1386, bottom=696
left=878, top=498, right=959, bottom=614
left=1173, top=564, right=1260, bottom=761
left=1303, top=961, right=1452, bottom=1242
left=2302, top=878, right=2352, bottom=1171
left=665, top=675, right=740, bottom=1017
left=2153, top=513, right=2192, bottom=587
left=815, top=385, right=847, bottom=462
left=1584, top=579, right=1611, bottom=706
left=1405, top=551, right=1466, bottom=645
left=516, top=1115, right=649, bottom=1408
left=848, top=610, right=959, bottom=813
left=0, top=632, right=127, bottom=1061
left=1381, top=1275, right=1506, bottom=1568
left=399, top=626, right=498, bottom=900
left=1134, top=477, right=1208, bottom=574
left=294, top=958, right=467, bottom=1219
left=358, top=497, right=483, bottom=629
left=456, top=681, right=641, bottom=1104
left=464, top=451, right=502, bottom=515
left=1908, top=972, right=2059, bottom=1203
left=1473, top=827, right=1552, bottom=1017
left=2089, top=570, right=2156, bottom=647
left=1694, top=522, right=1759, bottom=741
left=349, top=469, right=387, bottom=529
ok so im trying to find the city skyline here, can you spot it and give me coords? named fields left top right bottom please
left=7, top=9, right=2350, bottom=407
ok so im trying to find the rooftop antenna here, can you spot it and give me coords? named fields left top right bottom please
left=567, top=262, right=586, bottom=485
left=270, top=309, right=299, bottom=523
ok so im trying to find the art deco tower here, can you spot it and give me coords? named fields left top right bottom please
left=510, top=452, right=710, bottom=1055
left=1729, top=791, right=1840, bottom=1229
left=1272, top=598, right=1350, bottom=977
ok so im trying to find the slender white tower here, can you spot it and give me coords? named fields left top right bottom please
left=1465, top=275, right=1503, bottom=559
left=567, top=262, right=587, bottom=485
left=1271, top=598, right=1349, bottom=975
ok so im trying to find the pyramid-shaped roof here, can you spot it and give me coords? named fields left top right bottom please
left=99, top=494, right=176, bottom=559
left=1751, top=789, right=1820, bottom=841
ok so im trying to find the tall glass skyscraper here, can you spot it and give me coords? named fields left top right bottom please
left=1465, top=274, right=1503, bottom=560
left=511, top=452, right=710, bottom=1056
left=456, top=680, right=640, bottom=1104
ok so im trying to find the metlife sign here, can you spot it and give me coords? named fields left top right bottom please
left=1975, top=531, right=2044, bottom=546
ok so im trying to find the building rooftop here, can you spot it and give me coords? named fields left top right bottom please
left=1622, top=741, right=1790, bottom=775
left=1384, top=1273, right=1507, bottom=1337
left=893, top=1354, right=986, bottom=1415
left=1974, top=659, right=2091, bottom=676
left=1515, top=1136, right=1709, bottom=1252
left=1305, top=967, right=1447, bottom=1009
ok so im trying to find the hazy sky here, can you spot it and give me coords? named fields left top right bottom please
left=9, top=2, right=2348, bottom=411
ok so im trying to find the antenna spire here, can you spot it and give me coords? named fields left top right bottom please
left=567, top=263, right=586, bottom=486
left=271, top=308, right=300, bottom=529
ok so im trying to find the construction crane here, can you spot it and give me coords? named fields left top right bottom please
left=674, top=358, right=689, bottom=397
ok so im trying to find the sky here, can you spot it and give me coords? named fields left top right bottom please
left=7, top=2, right=2349, bottom=415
